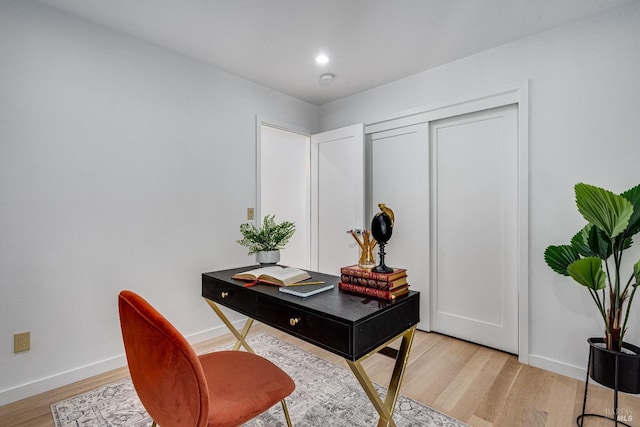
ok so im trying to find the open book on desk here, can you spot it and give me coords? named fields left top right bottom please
left=232, top=265, right=312, bottom=287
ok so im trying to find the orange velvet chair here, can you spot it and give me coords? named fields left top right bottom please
left=118, top=290, right=294, bottom=427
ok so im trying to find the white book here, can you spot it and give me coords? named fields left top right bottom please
left=278, top=283, right=334, bottom=297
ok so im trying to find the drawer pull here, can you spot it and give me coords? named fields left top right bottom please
left=289, top=317, right=300, bottom=326
left=220, top=292, right=229, bottom=299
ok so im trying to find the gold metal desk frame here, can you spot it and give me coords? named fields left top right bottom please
left=204, top=298, right=417, bottom=427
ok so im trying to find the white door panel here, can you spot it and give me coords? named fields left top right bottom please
left=430, top=105, right=518, bottom=354
left=311, top=124, right=364, bottom=274
left=369, top=124, right=429, bottom=310
left=258, top=125, right=311, bottom=269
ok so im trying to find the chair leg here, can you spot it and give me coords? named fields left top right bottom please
left=281, top=398, right=292, bottom=427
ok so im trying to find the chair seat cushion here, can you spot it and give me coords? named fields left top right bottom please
left=199, top=350, right=295, bottom=427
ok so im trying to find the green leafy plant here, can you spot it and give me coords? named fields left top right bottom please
left=236, top=215, right=296, bottom=255
left=545, top=183, right=640, bottom=351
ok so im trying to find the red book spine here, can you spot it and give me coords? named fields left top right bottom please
left=338, top=281, right=409, bottom=301
left=340, top=274, right=407, bottom=290
left=340, top=265, right=407, bottom=282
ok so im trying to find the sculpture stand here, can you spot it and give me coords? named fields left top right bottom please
left=373, top=242, right=393, bottom=273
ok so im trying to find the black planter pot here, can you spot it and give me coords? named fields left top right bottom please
left=588, top=337, right=640, bottom=394
left=578, top=338, right=640, bottom=426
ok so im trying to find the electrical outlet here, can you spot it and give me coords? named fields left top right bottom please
left=14, top=331, right=30, bottom=353
left=247, top=208, right=254, bottom=220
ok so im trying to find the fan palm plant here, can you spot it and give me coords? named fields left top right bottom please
left=544, top=183, right=640, bottom=351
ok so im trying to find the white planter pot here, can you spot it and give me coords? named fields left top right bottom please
left=256, top=250, right=280, bottom=265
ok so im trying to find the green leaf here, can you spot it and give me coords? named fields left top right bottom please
left=588, top=226, right=613, bottom=259
left=621, top=184, right=640, bottom=238
left=575, top=183, right=633, bottom=240
left=634, top=260, right=640, bottom=286
left=567, top=257, right=607, bottom=291
left=571, top=224, right=612, bottom=259
left=571, top=226, right=594, bottom=257
left=545, top=245, right=581, bottom=276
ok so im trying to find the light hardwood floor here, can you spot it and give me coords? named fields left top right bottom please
left=1, top=324, right=638, bottom=426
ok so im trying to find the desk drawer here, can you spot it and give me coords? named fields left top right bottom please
left=258, top=302, right=351, bottom=356
left=202, top=280, right=257, bottom=318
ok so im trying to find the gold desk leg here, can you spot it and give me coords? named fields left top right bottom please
left=203, top=298, right=255, bottom=353
left=346, top=326, right=417, bottom=427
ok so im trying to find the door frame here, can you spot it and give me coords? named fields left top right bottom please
left=364, top=81, right=529, bottom=364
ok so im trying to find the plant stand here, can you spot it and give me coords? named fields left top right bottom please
left=577, top=338, right=640, bottom=427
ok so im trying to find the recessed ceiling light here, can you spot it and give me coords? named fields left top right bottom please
left=315, top=54, right=330, bottom=65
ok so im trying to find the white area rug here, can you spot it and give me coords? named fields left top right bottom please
left=51, top=333, right=467, bottom=426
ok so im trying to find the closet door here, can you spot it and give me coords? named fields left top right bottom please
left=369, top=124, right=429, bottom=307
left=430, top=105, right=519, bottom=354
left=311, top=124, right=364, bottom=274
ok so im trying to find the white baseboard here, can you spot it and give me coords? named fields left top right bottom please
left=528, top=353, right=587, bottom=382
left=0, top=354, right=128, bottom=407
left=0, top=321, right=244, bottom=406
left=1, top=329, right=595, bottom=407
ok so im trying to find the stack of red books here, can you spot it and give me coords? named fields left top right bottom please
left=339, top=265, right=409, bottom=301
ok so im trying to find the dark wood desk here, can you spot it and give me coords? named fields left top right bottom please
left=202, top=266, right=420, bottom=427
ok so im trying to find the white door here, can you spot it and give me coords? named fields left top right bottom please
left=311, top=124, right=364, bottom=274
left=430, top=105, right=519, bottom=354
left=258, top=125, right=311, bottom=269
left=368, top=124, right=429, bottom=303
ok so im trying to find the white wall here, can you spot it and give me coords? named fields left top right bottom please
left=0, top=0, right=318, bottom=404
left=319, top=2, right=640, bottom=379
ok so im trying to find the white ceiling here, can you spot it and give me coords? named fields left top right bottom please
left=37, top=0, right=635, bottom=105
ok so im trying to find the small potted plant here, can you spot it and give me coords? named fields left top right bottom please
left=236, top=214, right=296, bottom=264
left=544, top=182, right=640, bottom=393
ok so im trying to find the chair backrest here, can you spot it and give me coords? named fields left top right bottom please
left=118, top=290, right=209, bottom=427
